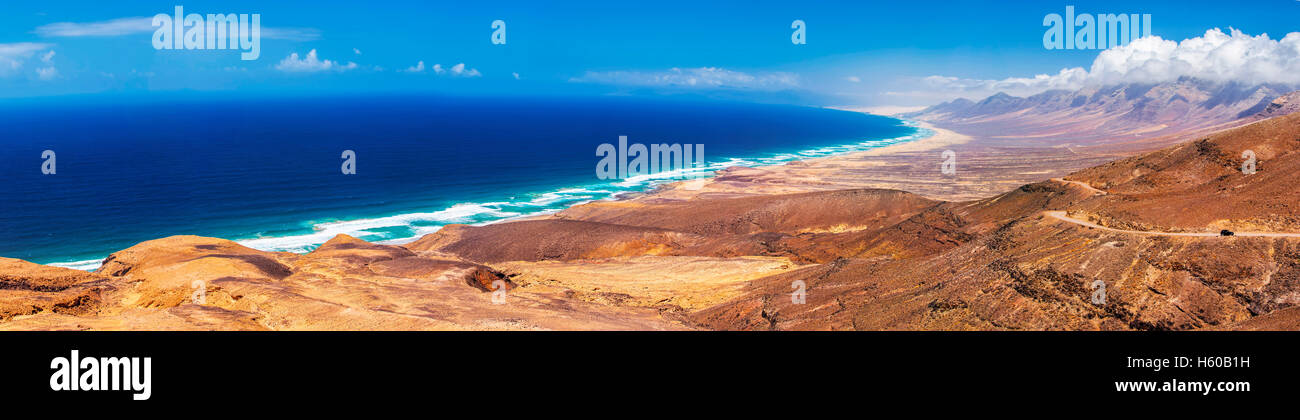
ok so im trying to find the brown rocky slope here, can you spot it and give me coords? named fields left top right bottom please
left=689, top=112, right=1300, bottom=330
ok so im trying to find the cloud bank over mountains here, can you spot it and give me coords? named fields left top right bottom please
left=906, top=29, right=1300, bottom=102
left=1090, top=29, right=1300, bottom=85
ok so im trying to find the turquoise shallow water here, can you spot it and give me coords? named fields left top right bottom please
left=0, top=95, right=926, bottom=270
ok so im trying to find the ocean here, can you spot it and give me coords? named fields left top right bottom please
left=0, top=94, right=925, bottom=270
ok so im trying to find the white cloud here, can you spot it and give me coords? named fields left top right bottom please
left=353, top=48, right=362, bottom=55
left=0, top=42, right=53, bottom=76
left=35, top=16, right=319, bottom=40
left=36, top=50, right=56, bottom=80
left=845, top=76, right=860, bottom=83
left=425, top=62, right=481, bottom=77
left=275, top=49, right=357, bottom=73
left=36, top=66, right=58, bottom=80
left=35, top=17, right=153, bottom=37
left=903, top=28, right=1300, bottom=102
left=1088, top=28, right=1300, bottom=86
left=512, top=72, right=520, bottom=80
left=901, top=67, right=1091, bottom=99
left=449, top=63, right=480, bottom=77
left=404, top=60, right=425, bottom=73
left=570, top=67, right=799, bottom=90
left=261, top=27, right=322, bottom=41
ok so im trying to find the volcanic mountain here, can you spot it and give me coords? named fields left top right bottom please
left=906, top=78, right=1295, bottom=145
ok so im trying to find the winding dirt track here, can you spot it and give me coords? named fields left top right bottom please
left=1045, top=211, right=1300, bottom=238
left=1050, top=178, right=1108, bottom=195
left=1045, top=178, right=1300, bottom=238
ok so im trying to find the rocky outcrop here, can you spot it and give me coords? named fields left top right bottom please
left=0, top=258, right=111, bottom=321
left=1252, top=91, right=1300, bottom=119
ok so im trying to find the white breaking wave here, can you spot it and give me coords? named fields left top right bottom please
left=47, top=259, right=105, bottom=271
left=235, top=202, right=524, bottom=253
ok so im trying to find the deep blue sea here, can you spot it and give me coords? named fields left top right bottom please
left=0, top=95, right=925, bottom=269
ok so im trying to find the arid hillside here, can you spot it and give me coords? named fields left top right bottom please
left=687, top=112, right=1300, bottom=330
left=1063, top=112, right=1300, bottom=233
left=0, top=235, right=688, bottom=330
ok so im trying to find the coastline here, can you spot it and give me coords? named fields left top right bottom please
left=621, top=119, right=970, bottom=203
left=17, top=109, right=1300, bottom=331
left=46, top=115, right=938, bottom=271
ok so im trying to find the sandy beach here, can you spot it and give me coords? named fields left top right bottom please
left=608, top=117, right=1103, bottom=204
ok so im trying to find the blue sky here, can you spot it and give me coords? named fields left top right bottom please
left=1, top=0, right=1298, bottom=107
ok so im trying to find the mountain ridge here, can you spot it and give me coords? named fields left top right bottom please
left=904, top=79, right=1298, bottom=145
